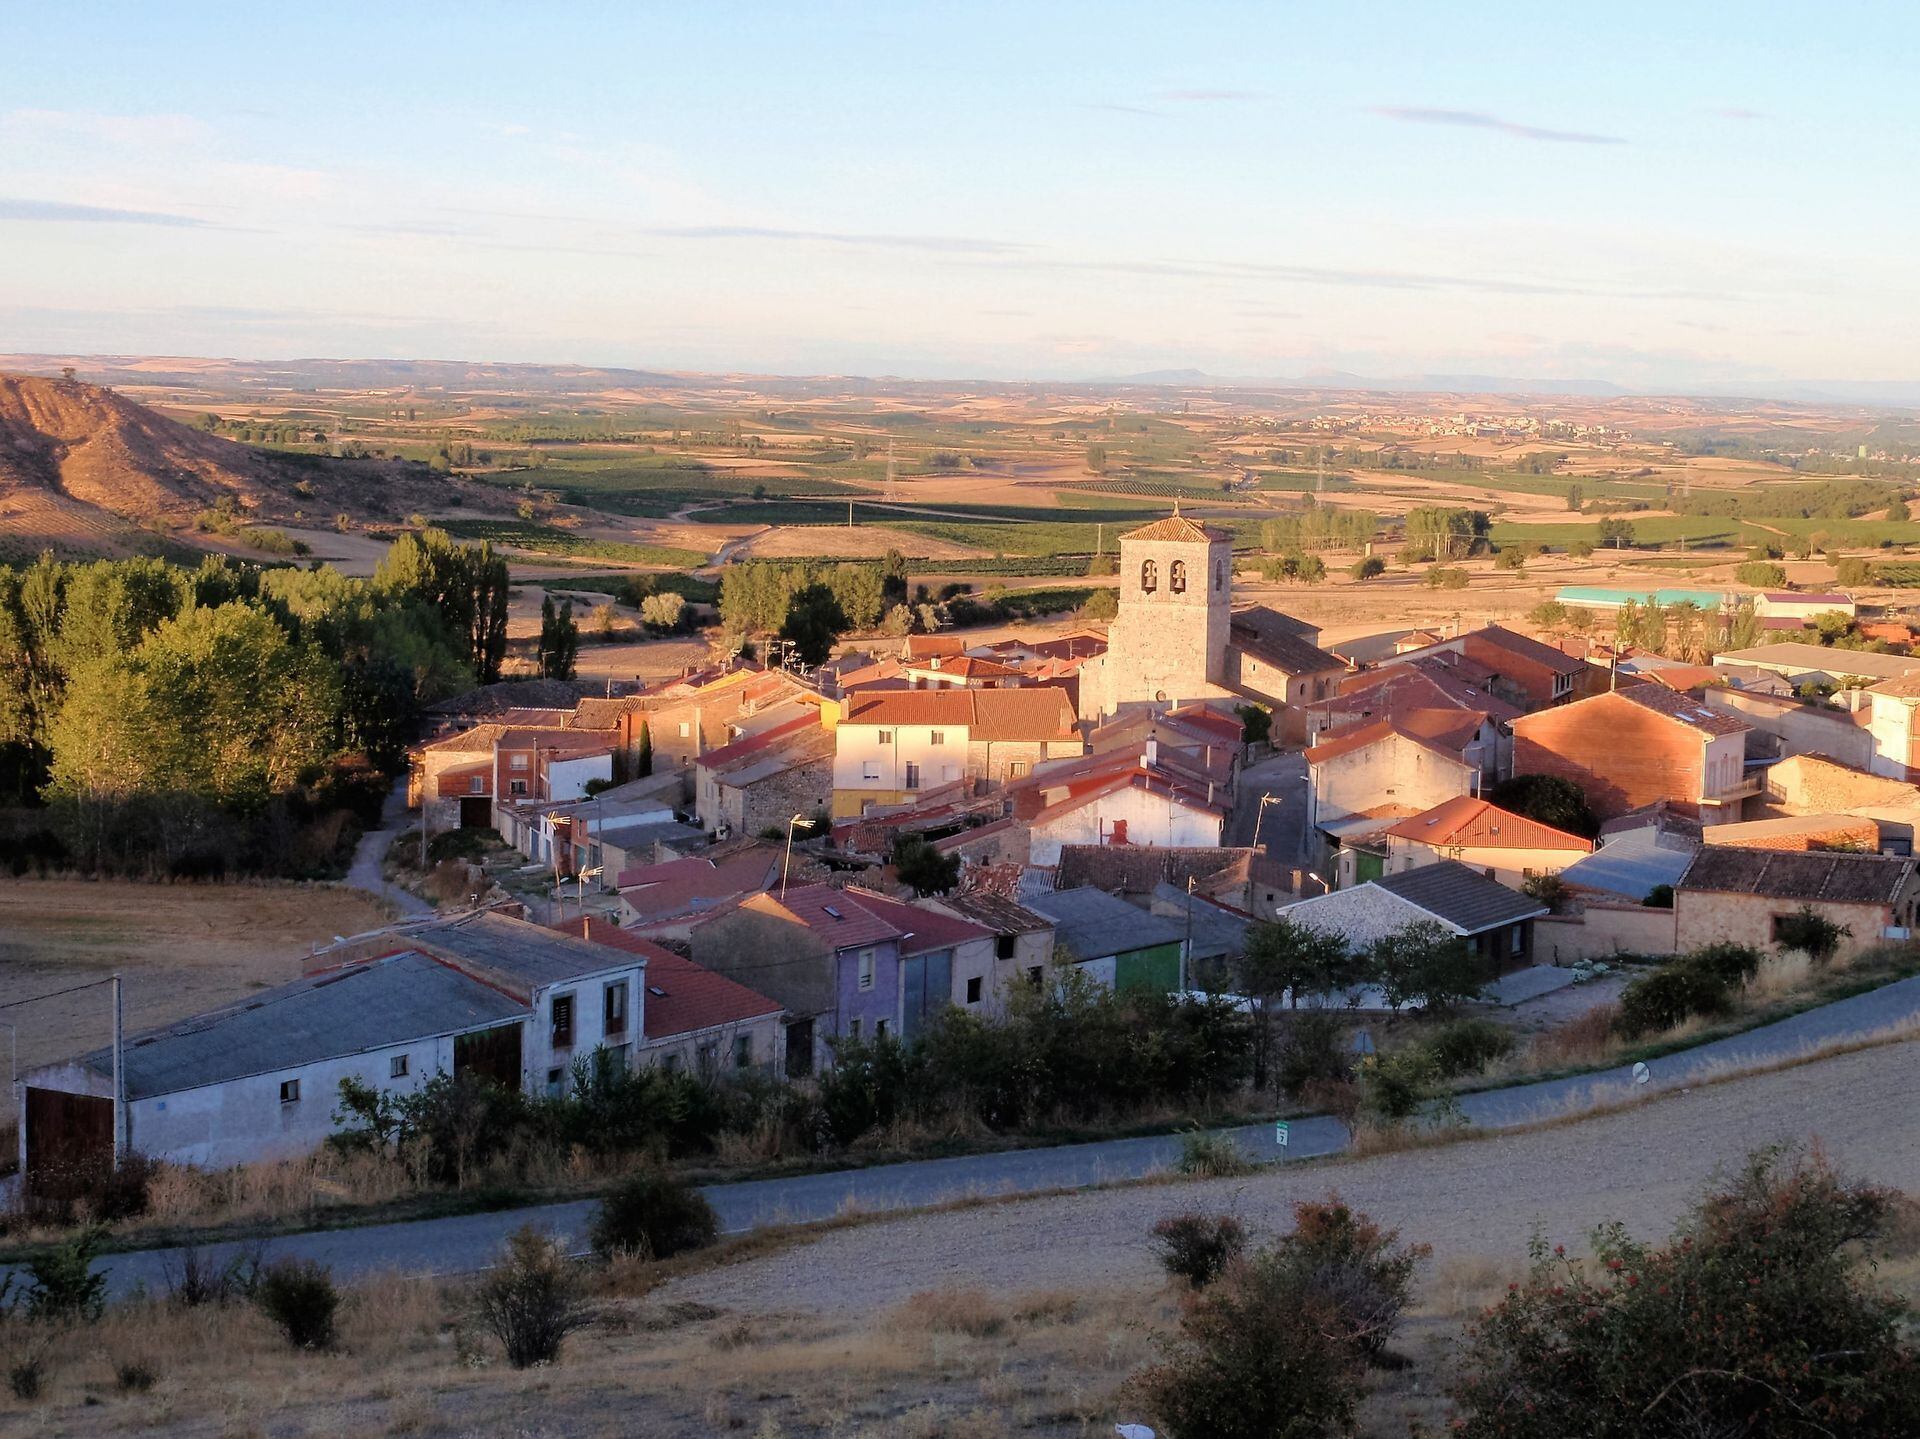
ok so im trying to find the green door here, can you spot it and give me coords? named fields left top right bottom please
left=1114, top=942, right=1182, bottom=994
left=1354, top=850, right=1385, bottom=884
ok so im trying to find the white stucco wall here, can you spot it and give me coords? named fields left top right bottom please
left=524, top=963, right=648, bottom=1092
left=1028, top=787, right=1223, bottom=865
left=1388, top=837, right=1585, bottom=887
left=1309, top=735, right=1474, bottom=831
left=548, top=753, right=614, bottom=802
left=833, top=722, right=969, bottom=797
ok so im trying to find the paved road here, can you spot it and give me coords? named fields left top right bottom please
left=1230, top=749, right=1308, bottom=862
left=44, top=974, right=1920, bottom=1299
left=342, top=779, right=433, bottom=917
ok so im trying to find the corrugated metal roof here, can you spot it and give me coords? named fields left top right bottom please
left=74, top=951, right=525, bottom=1100
left=409, top=912, right=643, bottom=993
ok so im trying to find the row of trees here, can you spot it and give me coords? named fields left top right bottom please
left=717, top=554, right=914, bottom=664
left=1257, top=504, right=1379, bottom=551
left=1, top=535, right=502, bottom=875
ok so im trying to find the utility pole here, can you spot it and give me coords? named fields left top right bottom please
left=782, top=812, right=808, bottom=897
left=1182, top=875, right=1196, bottom=994
left=111, top=974, right=125, bottom=1167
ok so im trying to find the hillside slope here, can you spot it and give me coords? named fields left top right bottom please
left=0, top=372, right=459, bottom=558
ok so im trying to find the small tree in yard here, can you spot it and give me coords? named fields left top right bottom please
left=1240, top=917, right=1359, bottom=1090
left=891, top=832, right=959, bottom=896
left=1152, top=1213, right=1248, bottom=1289
left=474, top=1225, right=591, bottom=1369
left=590, top=1169, right=719, bottom=1261
left=1349, top=554, right=1385, bottom=581
left=1366, top=920, right=1482, bottom=1013
left=1772, top=904, right=1851, bottom=964
left=1449, top=1145, right=1920, bottom=1439
left=254, top=1259, right=339, bottom=1350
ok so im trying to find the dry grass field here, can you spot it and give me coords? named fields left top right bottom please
left=0, top=881, right=393, bottom=1125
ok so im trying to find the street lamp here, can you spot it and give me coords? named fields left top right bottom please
left=1252, top=792, right=1282, bottom=852
left=781, top=812, right=809, bottom=896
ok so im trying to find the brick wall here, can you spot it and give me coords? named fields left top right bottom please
left=1673, top=890, right=1897, bottom=960
left=1511, top=694, right=1704, bottom=820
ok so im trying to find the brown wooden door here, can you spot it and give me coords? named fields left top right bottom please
left=24, top=1086, right=113, bottom=1193
left=454, top=1023, right=524, bottom=1090
left=459, top=796, right=492, bottom=829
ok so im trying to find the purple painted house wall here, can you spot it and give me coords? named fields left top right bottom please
left=833, top=938, right=902, bottom=1041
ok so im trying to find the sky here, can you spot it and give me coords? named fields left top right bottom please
left=2, top=1, right=1916, bottom=389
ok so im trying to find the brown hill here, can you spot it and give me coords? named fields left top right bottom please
left=0, top=372, right=459, bottom=558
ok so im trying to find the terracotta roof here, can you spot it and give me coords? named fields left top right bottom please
left=905, top=655, right=1020, bottom=679
left=1122, top=513, right=1230, bottom=544
left=695, top=711, right=822, bottom=772
left=902, top=634, right=968, bottom=660
left=1161, top=703, right=1244, bottom=744
left=1305, top=711, right=1482, bottom=766
left=1386, top=797, right=1591, bottom=853
left=568, top=920, right=784, bottom=1037
left=1642, top=665, right=1725, bottom=692
left=842, top=686, right=1078, bottom=742
left=1678, top=847, right=1915, bottom=905
left=1866, top=671, right=1920, bottom=698
left=616, top=849, right=782, bottom=916
left=1326, top=663, right=1524, bottom=726
left=1029, top=765, right=1226, bottom=828
left=1228, top=607, right=1345, bottom=677
left=834, top=888, right=993, bottom=956
left=1614, top=684, right=1751, bottom=736
left=764, top=883, right=904, bottom=949
left=1464, top=624, right=1589, bottom=677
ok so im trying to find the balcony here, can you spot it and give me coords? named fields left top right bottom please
left=1700, top=774, right=1762, bottom=807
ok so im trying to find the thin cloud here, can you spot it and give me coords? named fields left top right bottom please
left=1082, top=102, right=1163, bottom=118
left=2, top=108, right=209, bottom=146
left=1370, top=105, right=1626, bottom=145
left=1152, top=89, right=1265, bottom=103
left=1712, top=106, right=1768, bottom=121
left=645, top=224, right=1029, bottom=256
left=0, top=197, right=211, bottom=227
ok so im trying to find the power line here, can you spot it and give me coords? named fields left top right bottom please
left=0, top=976, right=119, bottom=1012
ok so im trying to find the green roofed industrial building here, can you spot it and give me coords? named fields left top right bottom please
left=1555, top=586, right=1732, bottom=611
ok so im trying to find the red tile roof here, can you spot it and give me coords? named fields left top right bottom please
left=694, top=711, right=821, bottom=771
left=835, top=888, right=993, bottom=955
left=841, top=686, right=1079, bottom=742
left=567, top=920, right=783, bottom=1037
left=1614, top=685, right=1751, bottom=736
left=1305, top=709, right=1486, bottom=765
left=615, top=850, right=781, bottom=916
left=1123, top=514, right=1231, bottom=543
left=1386, top=796, right=1592, bottom=852
left=764, top=883, right=904, bottom=948
left=902, top=634, right=968, bottom=660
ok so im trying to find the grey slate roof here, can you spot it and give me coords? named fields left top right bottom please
left=1150, top=882, right=1252, bottom=962
left=1558, top=826, right=1698, bottom=902
left=410, top=912, right=645, bottom=994
left=1678, top=848, right=1915, bottom=905
left=1373, top=859, right=1548, bottom=933
left=79, top=951, right=525, bottom=1100
left=1027, top=885, right=1187, bottom=961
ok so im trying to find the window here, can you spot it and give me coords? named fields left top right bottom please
left=607, top=1043, right=629, bottom=1073
left=389, top=1055, right=409, bottom=1080
left=1170, top=559, right=1187, bottom=594
left=279, top=1078, right=301, bottom=1104
left=1510, top=925, right=1525, bottom=956
left=550, top=992, right=575, bottom=1047
left=995, top=934, right=1016, bottom=960
left=678, top=721, right=691, bottom=738
left=468, top=776, right=484, bottom=794
left=929, top=729, right=946, bottom=746
left=1027, top=965, right=1044, bottom=989
left=877, top=729, right=894, bottom=745
left=733, top=1033, right=754, bottom=1068
left=1141, top=559, right=1158, bottom=593
left=904, top=761, right=921, bottom=790
left=858, top=949, right=875, bottom=991
left=966, top=976, right=983, bottom=1004
left=511, top=753, right=529, bottom=770
left=875, top=1018, right=889, bottom=1040
left=510, top=779, right=527, bottom=796
left=862, top=760, right=881, bottom=781
left=1008, top=761, right=1027, bottom=778
left=848, top=1017, right=862, bottom=1040
left=546, top=1066, right=565, bottom=1094
left=697, top=1041, right=719, bottom=1072
left=1215, top=559, right=1225, bottom=591
left=661, top=1052, right=681, bottom=1073
left=604, top=980, right=628, bottom=1036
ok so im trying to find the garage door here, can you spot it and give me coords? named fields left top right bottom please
left=24, top=1086, right=114, bottom=1194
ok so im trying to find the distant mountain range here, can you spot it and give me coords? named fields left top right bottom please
left=1095, top=368, right=1920, bottom=408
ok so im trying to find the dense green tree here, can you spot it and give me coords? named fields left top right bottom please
left=827, top=563, right=886, bottom=630
left=375, top=528, right=509, bottom=683
left=777, top=583, right=847, bottom=667
left=538, top=595, right=579, bottom=680
left=1366, top=920, right=1481, bottom=1013
left=1490, top=773, right=1600, bottom=838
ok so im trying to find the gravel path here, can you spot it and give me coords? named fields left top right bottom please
left=342, top=777, right=433, bottom=916
left=671, top=1036, right=1920, bottom=1317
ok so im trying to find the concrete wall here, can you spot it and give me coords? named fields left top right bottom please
left=1386, top=836, right=1586, bottom=888
left=1673, top=889, right=1913, bottom=960
left=639, top=1012, right=786, bottom=1078
left=832, top=721, right=970, bottom=816
left=1866, top=694, right=1917, bottom=779
left=1511, top=694, right=1706, bottom=821
left=525, top=964, right=647, bottom=1092
left=1706, top=689, right=1875, bottom=771
left=1533, top=902, right=1678, bottom=963
left=1028, top=787, right=1223, bottom=865
left=690, top=904, right=834, bottom=1019
left=1309, top=733, right=1473, bottom=830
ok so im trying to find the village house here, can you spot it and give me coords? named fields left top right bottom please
left=1384, top=796, right=1592, bottom=887
left=614, top=847, right=786, bottom=937
left=1024, top=737, right=1228, bottom=865
left=16, top=913, right=670, bottom=1181
left=921, top=891, right=1058, bottom=1016
left=1054, top=844, right=1295, bottom=918
left=1304, top=713, right=1482, bottom=880
left=1379, top=624, right=1593, bottom=710
left=829, top=686, right=1083, bottom=818
left=1279, top=858, right=1548, bottom=978
left=1713, top=642, right=1920, bottom=692
left=1307, top=662, right=1519, bottom=774
left=693, top=710, right=835, bottom=838
left=1509, top=686, right=1754, bottom=826
left=1673, top=847, right=1919, bottom=960
left=1025, top=886, right=1189, bottom=993
left=415, top=724, right=616, bottom=833
left=686, top=884, right=995, bottom=1073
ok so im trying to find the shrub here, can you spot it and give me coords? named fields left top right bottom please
left=473, top=1225, right=591, bottom=1368
left=1490, top=773, right=1599, bottom=838
left=162, top=1241, right=265, bottom=1308
left=1175, top=1128, right=1255, bottom=1178
left=590, top=1169, right=719, bottom=1261
left=1273, top=1197, right=1427, bottom=1358
left=1349, top=555, right=1386, bottom=581
left=24, top=1225, right=108, bottom=1323
left=1426, top=565, right=1470, bottom=589
left=1276, top=1009, right=1352, bottom=1099
left=1422, top=1017, right=1516, bottom=1078
left=1772, top=904, right=1852, bottom=964
left=1641, top=883, right=1673, bottom=908
left=1615, top=959, right=1733, bottom=1038
left=254, top=1258, right=340, bottom=1350
left=1359, top=1046, right=1455, bottom=1128
left=1134, top=1198, right=1422, bottom=1438
left=1152, top=1213, right=1248, bottom=1289
left=1687, top=940, right=1765, bottom=987
left=114, top=1359, right=157, bottom=1393
left=1448, top=1146, right=1920, bottom=1438
left=1522, top=872, right=1568, bottom=914
left=7, top=1352, right=46, bottom=1401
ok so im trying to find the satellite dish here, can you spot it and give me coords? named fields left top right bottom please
left=1631, top=1061, right=1651, bottom=1086
left=1115, top=1427, right=1158, bottom=1439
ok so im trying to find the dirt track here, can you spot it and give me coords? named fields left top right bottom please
left=670, top=1037, right=1920, bottom=1317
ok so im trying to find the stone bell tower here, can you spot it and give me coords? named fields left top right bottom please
left=1096, top=510, right=1232, bottom=716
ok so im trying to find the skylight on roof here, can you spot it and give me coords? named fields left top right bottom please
left=823, top=904, right=843, bottom=919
